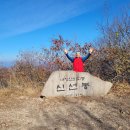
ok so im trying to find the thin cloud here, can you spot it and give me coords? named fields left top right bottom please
left=0, top=0, right=104, bottom=38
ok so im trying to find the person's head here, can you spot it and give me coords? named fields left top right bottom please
left=76, top=52, right=80, bottom=57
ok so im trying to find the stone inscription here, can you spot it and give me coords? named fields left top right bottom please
left=41, top=71, right=113, bottom=97
left=57, top=76, right=90, bottom=92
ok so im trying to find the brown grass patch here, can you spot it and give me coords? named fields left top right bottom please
left=111, top=82, right=130, bottom=97
left=0, top=85, right=43, bottom=103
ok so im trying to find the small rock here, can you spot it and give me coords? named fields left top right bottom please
left=118, top=126, right=123, bottom=130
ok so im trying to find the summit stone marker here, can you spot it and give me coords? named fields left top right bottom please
left=41, top=71, right=113, bottom=97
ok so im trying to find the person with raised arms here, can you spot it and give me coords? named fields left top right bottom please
left=64, top=47, right=94, bottom=72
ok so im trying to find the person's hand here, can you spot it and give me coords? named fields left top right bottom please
left=64, top=49, right=68, bottom=54
left=89, top=47, right=94, bottom=54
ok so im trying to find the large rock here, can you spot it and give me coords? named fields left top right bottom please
left=41, top=71, right=112, bottom=97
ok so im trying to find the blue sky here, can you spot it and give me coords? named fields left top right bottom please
left=0, top=0, right=129, bottom=64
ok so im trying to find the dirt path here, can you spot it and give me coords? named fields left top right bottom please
left=0, top=93, right=130, bottom=130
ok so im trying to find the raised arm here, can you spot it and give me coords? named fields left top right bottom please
left=66, top=53, right=74, bottom=62
left=82, top=53, right=91, bottom=62
left=64, top=49, right=74, bottom=62
left=82, top=47, right=94, bottom=62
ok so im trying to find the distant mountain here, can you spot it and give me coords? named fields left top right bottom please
left=0, top=61, right=15, bottom=68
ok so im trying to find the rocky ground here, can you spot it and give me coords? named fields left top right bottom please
left=0, top=85, right=130, bottom=130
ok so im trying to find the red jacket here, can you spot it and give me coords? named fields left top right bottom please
left=66, top=53, right=91, bottom=72
left=73, top=57, right=84, bottom=72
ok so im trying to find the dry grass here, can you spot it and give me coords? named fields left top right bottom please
left=110, top=82, right=130, bottom=97
left=0, top=85, right=42, bottom=103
